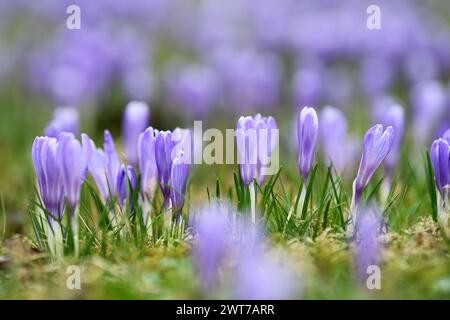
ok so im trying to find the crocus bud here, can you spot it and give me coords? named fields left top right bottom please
left=320, top=106, right=348, bottom=173
left=236, top=114, right=278, bottom=186
left=81, top=131, right=121, bottom=201
left=353, top=124, right=394, bottom=206
left=45, top=107, right=79, bottom=138
left=378, top=104, right=405, bottom=179
left=155, top=128, right=192, bottom=208
left=123, top=101, right=150, bottom=165
left=57, top=133, right=87, bottom=212
left=430, top=138, right=450, bottom=195
left=32, top=137, right=65, bottom=219
left=117, top=164, right=137, bottom=209
left=138, top=127, right=158, bottom=203
left=297, top=106, right=318, bottom=182
left=169, top=152, right=190, bottom=215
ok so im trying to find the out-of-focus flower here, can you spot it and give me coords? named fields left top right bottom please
left=353, top=125, right=394, bottom=206
left=193, top=204, right=229, bottom=291
left=297, top=106, right=318, bottom=183
left=122, top=101, right=150, bottom=166
left=138, top=127, right=158, bottom=203
left=361, top=55, right=395, bottom=98
left=155, top=128, right=192, bottom=210
left=165, top=64, right=219, bottom=118
left=320, top=106, right=352, bottom=173
left=355, top=206, right=382, bottom=281
left=32, top=136, right=64, bottom=219
left=117, top=164, right=137, bottom=209
left=292, top=62, right=324, bottom=108
left=236, top=114, right=278, bottom=186
left=411, top=80, right=447, bottom=147
left=44, top=107, right=79, bottom=138
left=57, top=133, right=87, bottom=212
left=377, top=104, right=405, bottom=179
left=82, top=130, right=121, bottom=200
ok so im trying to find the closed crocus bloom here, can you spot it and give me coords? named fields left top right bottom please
left=138, top=127, right=158, bottom=203
left=297, top=106, right=318, bottom=182
left=430, top=138, right=450, bottom=195
left=44, top=107, right=79, bottom=138
left=169, top=153, right=190, bottom=215
left=236, top=116, right=257, bottom=186
left=81, top=131, right=121, bottom=200
left=155, top=130, right=175, bottom=204
left=254, top=114, right=278, bottom=185
left=117, top=164, right=137, bottom=209
left=32, top=137, right=64, bottom=219
left=320, top=106, right=348, bottom=173
left=57, top=133, right=87, bottom=212
left=122, top=101, right=150, bottom=165
left=353, top=125, right=394, bottom=207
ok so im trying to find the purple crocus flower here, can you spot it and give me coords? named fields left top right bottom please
left=32, top=136, right=65, bottom=219
left=355, top=206, right=382, bottom=282
left=44, top=107, right=79, bottom=138
left=117, top=164, right=137, bottom=209
left=82, top=130, right=121, bottom=200
left=236, top=114, right=278, bottom=186
left=155, top=128, right=192, bottom=209
left=57, top=132, right=87, bottom=213
left=430, top=138, right=450, bottom=196
left=320, top=106, right=349, bottom=173
left=353, top=125, right=394, bottom=204
left=138, top=127, right=158, bottom=203
left=194, top=204, right=229, bottom=291
left=297, top=106, right=318, bottom=183
left=122, top=101, right=150, bottom=165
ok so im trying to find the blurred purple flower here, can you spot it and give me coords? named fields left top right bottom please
left=411, top=80, right=447, bottom=147
left=293, top=62, right=324, bottom=107
left=320, top=106, right=350, bottom=173
left=123, top=101, right=150, bottom=165
left=377, top=104, right=405, bottom=179
left=236, top=114, right=278, bottom=186
left=117, top=164, right=137, bottom=209
left=44, top=107, right=79, bottom=138
left=81, top=130, right=121, bottom=200
left=57, top=132, right=87, bottom=212
left=355, top=206, right=382, bottom=281
left=193, top=204, right=229, bottom=291
left=32, top=136, right=65, bottom=219
left=430, top=138, right=450, bottom=195
left=297, top=106, right=318, bottom=183
left=138, top=127, right=158, bottom=203
left=353, top=125, right=394, bottom=206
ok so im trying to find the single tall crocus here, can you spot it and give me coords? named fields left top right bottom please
left=138, top=127, right=158, bottom=225
left=236, top=114, right=278, bottom=223
left=122, top=101, right=150, bottom=165
left=82, top=130, right=121, bottom=201
left=297, top=106, right=318, bottom=183
left=117, top=164, right=137, bottom=210
left=155, top=128, right=192, bottom=222
left=44, top=107, right=79, bottom=138
left=32, top=136, right=65, bottom=257
left=349, top=125, right=394, bottom=236
left=430, top=138, right=450, bottom=231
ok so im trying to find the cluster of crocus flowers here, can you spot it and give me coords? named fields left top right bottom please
left=32, top=133, right=87, bottom=257
left=236, top=114, right=278, bottom=223
left=430, top=131, right=450, bottom=232
left=349, top=124, right=394, bottom=236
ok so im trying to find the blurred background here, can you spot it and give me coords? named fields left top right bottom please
left=1, top=0, right=450, bottom=236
